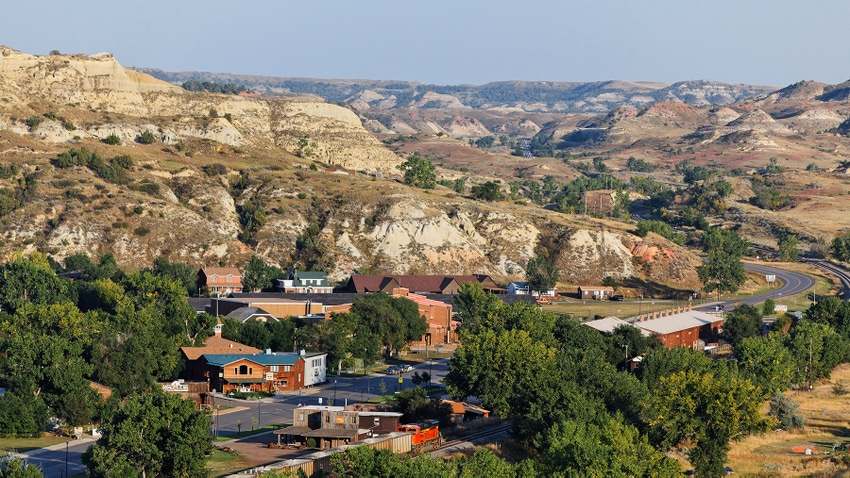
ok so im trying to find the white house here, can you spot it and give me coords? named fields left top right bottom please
left=277, top=270, right=333, bottom=294
left=507, top=281, right=556, bottom=297
left=302, top=351, right=328, bottom=387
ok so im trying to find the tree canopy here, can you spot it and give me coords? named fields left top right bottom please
left=82, top=390, right=211, bottom=477
left=397, top=155, right=436, bottom=189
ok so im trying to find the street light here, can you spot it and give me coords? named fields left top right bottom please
left=333, top=380, right=338, bottom=405
left=65, top=440, right=69, bottom=477
left=257, top=397, right=261, bottom=429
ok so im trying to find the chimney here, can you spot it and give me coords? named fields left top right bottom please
left=214, top=317, right=223, bottom=337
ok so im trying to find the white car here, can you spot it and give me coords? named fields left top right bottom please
left=397, top=364, right=414, bottom=373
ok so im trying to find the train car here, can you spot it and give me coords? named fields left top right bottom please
left=398, top=419, right=441, bottom=453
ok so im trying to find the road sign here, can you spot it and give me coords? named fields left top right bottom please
left=398, top=377, right=403, bottom=384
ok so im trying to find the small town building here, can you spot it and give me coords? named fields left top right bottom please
left=583, top=316, right=652, bottom=337
left=631, top=306, right=723, bottom=350
left=577, top=285, right=615, bottom=300
left=198, top=267, right=243, bottom=295
left=180, top=320, right=262, bottom=381
left=507, top=281, right=557, bottom=297
left=278, top=405, right=359, bottom=449
left=203, top=351, right=307, bottom=393
left=342, top=274, right=500, bottom=295
left=207, top=297, right=323, bottom=319
left=442, top=400, right=490, bottom=425
left=277, top=270, right=333, bottom=294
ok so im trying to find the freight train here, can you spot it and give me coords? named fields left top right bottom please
left=397, top=419, right=441, bottom=453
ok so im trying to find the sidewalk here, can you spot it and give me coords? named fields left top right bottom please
left=12, top=436, right=98, bottom=460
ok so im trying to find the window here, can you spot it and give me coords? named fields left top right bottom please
left=226, top=275, right=233, bottom=282
left=284, top=365, right=291, bottom=372
left=270, top=365, right=279, bottom=372
left=234, top=367, right=238, bottom=375
left=239, top=365, right=249, bottom=375
left=374, top=417, right=380, bottom=426
left=211, top=274, right=218, bottom=283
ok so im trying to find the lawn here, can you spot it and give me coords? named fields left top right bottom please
left=207, top=448, right=250, bottom=478
left=214, top=424, right=288, bottom=442
left=0, top=435, right=69, bottom=453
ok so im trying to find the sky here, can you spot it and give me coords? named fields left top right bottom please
left=4, top=0, right=850, bottom=87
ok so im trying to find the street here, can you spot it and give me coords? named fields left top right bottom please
left=211, top=357, right=451, bottom=435
left=21, top=358, right=451, bottom=476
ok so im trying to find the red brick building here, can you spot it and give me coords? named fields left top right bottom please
left=632, top=306, right=723, bottom=350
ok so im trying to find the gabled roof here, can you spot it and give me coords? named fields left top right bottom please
left=347, top=274, right=485, bottom=294
left=201, top=267, right=241, bottom=277
left=295, top=271, right=328, bottom=279
left=181, top=335, right=261, bottom=360
left=578, top=285, right=615, bottom=291
left=634, top=310, right=723, bottom=335
left=203, top=352, right=303, bottom=367
left=226, top=306, right=277, bottom=322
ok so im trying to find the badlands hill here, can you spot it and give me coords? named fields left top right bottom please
left=0, top=47, right=702, bottom=291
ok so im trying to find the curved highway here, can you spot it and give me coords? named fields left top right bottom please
left=696, top=262, right=816, bottom=312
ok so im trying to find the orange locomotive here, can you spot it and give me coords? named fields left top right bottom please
left=398, top=419, right=441, bottom=453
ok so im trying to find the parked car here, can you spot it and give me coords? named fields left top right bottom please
left=385, top=365, right=400, bottom=374
left=397, top=364, right=413, bottom=373
left=611, top=294, right=624, bottom=301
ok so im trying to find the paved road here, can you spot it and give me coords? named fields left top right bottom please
left=20, top=358, right=452, bottom=476
left=14, top=438, right=93, bottom=478
left=710, top=262, right=816, bottom=311
left=211, top=357, right=451, bottom=437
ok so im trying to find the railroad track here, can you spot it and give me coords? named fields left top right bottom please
left=435, top=423, right=512, bottom=452
left=801, top=258, right=850, bottom=300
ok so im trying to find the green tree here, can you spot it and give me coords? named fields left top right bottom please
left=452, top=282, right=503, bottom=337
left=137, top=129, right=157, bottom=144
left=539, top=414, right=681, bottom=477
left=0, top=253, right=68, bottom=314
left=762, top=298, right=776, bottom=316
left=829, top=232, right=850, bottom=262
left=768, top=391, right=804, bottom=429
left=102, top=133, right=121, bottom=145
left=470, top=181, right=503, bottom=201
left=697, top=228, right=748, bottom=299
left=784, top=320, right=847, bottom=385
left=777, top=235, right=799, bottom=262
left=525, top=253, right=559, bottom=297
left=83, top=390, right=211, bottom=478
left=644, top=370, right=768, bottom=478
left=720, top=304, right=762, bottom=347
left=148, top=256, right=197, bottom=297
left=0, top=456, right=44, bottom=477
left=242, top=255, right=273, bottom=292
left=735, top=334, right=794, bottom=396
left=397, top=154, right=436, bottom=189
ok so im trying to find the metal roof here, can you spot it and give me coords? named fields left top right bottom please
left=632, top=310, right=723, bottom=335
left=584, top=317, right=652, bottom=336
left=203, top=353, right=302, bottom=367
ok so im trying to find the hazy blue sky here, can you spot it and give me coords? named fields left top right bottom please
left=4, top=1, right=849, bottom=87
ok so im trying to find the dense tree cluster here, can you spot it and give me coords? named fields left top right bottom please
left=53, top=147, right=133, bottom=185
left=0, top=252, right=214, bottom=439
left=439, top=282, right=850, bottom=476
